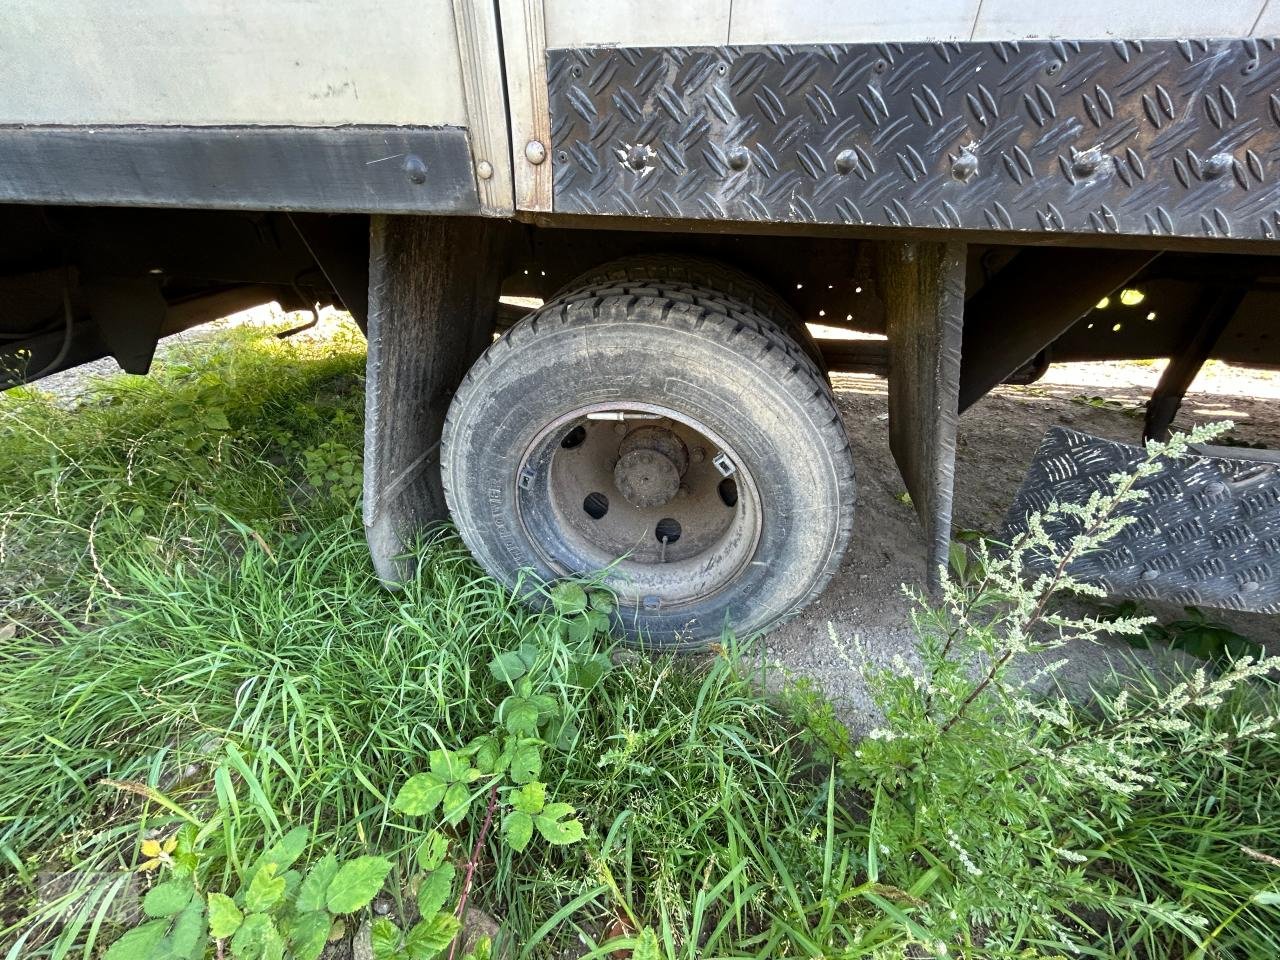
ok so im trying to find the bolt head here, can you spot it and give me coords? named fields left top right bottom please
left=1203, top=153, right=1233, bottom=180
left=951, top=150, right=978, bottom=182
left=726, top=145, right=750, bottom=172
left=626, top=143, right=652, bottom=171
left=403, top=154, right=428, bottom=184
left=476, top=159, right=494, bottom=180
left=835, top=149, right=859, bottom=175
left=525, top=140, right=547, bottom=165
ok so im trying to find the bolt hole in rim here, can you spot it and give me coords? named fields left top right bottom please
left=515, top=403, right=763, bottom=611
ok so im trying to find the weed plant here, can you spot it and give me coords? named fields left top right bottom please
left=0, top=317, right=1276, bottom=958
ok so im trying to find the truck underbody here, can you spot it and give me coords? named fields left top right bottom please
left=3, top=17, right=1280, bottom=638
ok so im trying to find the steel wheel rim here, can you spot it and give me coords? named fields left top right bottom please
left=514, top=401, right=763, bottom=612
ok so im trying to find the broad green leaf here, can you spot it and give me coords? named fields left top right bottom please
left=428, top=749, right=469, bottom=781
left=468, top=735, right=501, bottom=774
left=586, top=609, right=610, bottom=633
left=565, top=613, right=594, bottom=645
left=102, top=919, right=167, bottom=960
left=536, top=804, right=585, bottom=846
left=201, top=408, right=232, bottom=430
left=510, top=742, right=542, bottom=785
left=510, top=781, right=545, bottom=815
left=326, top=856, right=393, bottom=914
left=487, top=644, right=536, bottom=683
left=244, top=863, right=287, bottom=913
left=395, top=773, right=448, bottom=816
left=208, top=892, right=244, bottom=939
left=287, top=911, right=331, bottom=960
left=588, top=589, right=615, bottom=613
left=568, top=653, right=611, bottom=690
left=230, top=912, right=277, bottom=960
left=168, top=899, right=207, bottom=960
left=501, top=698, right=540, bottom=737
left=503, top=811, right=533, bottom=853
left=549, top=582, right=588, bottom=614
left=416, top=830, right=449, bottom=872
left=255, top=825, right=309, bottom=874
left=405, top=912, right=462, bottom=960
left=632, top=927, right=662, bottom=960
left=370, top=917, right=402, bottom=960
left=416, top=863, right=455, bottom=919
left=142, top=879, right=194, bottom=918
left=442, top=781, right=471, bottom=826
left=295, top=852, right=339, bottom=913
left=464, top=935, right=492, bottom=960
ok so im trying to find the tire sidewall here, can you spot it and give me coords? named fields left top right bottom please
left=443, top=296, right=848, bottom=645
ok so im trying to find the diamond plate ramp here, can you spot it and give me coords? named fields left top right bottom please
left=1004, top=427, right=1280, bottom=613
left=549, top=39, right=1280, bottom=240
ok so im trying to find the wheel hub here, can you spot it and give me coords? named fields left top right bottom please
left=613, top=448, right=680, bottom=507
left=612, top=424, right=690, bottom=508
left=514, top=404, right=763, bottom=609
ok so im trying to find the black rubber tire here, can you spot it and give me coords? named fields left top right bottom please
left=553, top=254, right=826, bottom=368
left=441, top=277, right=855, bottom=649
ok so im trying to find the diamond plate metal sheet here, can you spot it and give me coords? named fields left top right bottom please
left=1005, top=427, right=1280, bottom=613
left=549, top=39, right=1280, bottom=239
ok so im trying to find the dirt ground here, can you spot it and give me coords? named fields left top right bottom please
left=767, top=358, right=1280, bottom=733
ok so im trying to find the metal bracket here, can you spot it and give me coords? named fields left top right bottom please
left=877, top=240, right=965, bottom=592
left=363, top=215, right=508, bottom=583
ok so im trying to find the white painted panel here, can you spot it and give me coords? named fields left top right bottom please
left=0, top=0, right=469, bottom=126
left=1249, top=1, right=1280, bottom=33
left=544, top=0, right=1267, bottom=47
left=728, top=0, right=981, bottom=44
left=971, top=0, right=1266, bottom=40
left=544, top=0, right=731, bottom=47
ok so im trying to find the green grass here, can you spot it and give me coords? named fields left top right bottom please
left=0, top=315, right=1277, bottom=959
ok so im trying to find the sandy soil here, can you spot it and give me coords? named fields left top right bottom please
left=766, top=359, right=1280, bottom=733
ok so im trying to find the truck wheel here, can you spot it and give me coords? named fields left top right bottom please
left=440, top=276, right=855, bottom=648
left=553, top=253, right=825, bottom=366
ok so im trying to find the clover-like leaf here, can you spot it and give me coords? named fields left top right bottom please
left=208, top=892, right=244, bottom=939
left=326, top=856, right=393, bottom=914
left=142, top=878, right=194, bottom=918
left=395, top=772, right=448, bottom=816
left=503, top=811, right=533, bottom=853
left=295, top=852, right=339, bottom=914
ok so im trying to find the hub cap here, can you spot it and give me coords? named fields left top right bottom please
left=514, top=404, right=762, bottom=610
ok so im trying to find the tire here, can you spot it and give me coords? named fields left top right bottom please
left=441, top=275, right=855, bottom=649
left=553, top=253, right=826, bottom=367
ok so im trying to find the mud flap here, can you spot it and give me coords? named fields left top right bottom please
left=1005, top=427, right=1280, bottom=614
